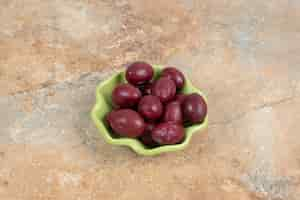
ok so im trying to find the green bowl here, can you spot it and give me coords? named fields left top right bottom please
left=91, top=65, right=208, bottom=156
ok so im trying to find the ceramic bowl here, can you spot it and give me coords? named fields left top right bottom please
left=91, top=65, right=208, bottom=156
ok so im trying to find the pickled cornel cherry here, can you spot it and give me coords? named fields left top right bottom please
left=182, top=93, right=207, bottom=123
left=163, top=101, right=183, bottom=123
left=161, top=67, right=185, bottom=89
left=112, top=83, right=141, bottom=108
left=106, top=109, right=145, bottom=138
left=138, top=95, right=163, bottom=120
left=152, top=77, right=176, bottom=103
left=126, top=62, right=154, bottom=85
left=152, top=122, right=185, bottom=145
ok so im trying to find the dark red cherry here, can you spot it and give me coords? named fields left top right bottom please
left=182, top=93, right=207, bottom=123
left=151, top=122, right=185, bottom=145
left=163, top=101, right=183, bottom=124
left=112, top=83, right=141, bottom=108
left=138, top=95, right=163, bottom=120
left=106, top=109, right=145, bottom=138
left=152, top=77, right=176, bottom=103
left=126, top=62, right=154, bottom=85
left=161, top=67, right=185, bottom=89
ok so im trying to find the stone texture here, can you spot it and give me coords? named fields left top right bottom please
left=1, top=0, right=300, bottom=200
left=0, top=0, right=198, bottom=95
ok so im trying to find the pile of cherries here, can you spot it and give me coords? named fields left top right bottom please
left=106, top=62, right=207, bottom=148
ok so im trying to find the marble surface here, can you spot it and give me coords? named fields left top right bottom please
left=1, top=0, right=300, bottom=199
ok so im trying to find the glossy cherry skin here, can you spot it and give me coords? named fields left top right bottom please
left=106, top=109, right=145, bottom=138
left=152, top=77, right=176, bottom=103
left=182, top=93, right=207, bottom=123
left=163, top=101, right=183, bottom=124
left=138, top=95, right=163, bottom=120
left=174, top=94, right=187, bottom=105
left=126, top=62, right=154, bottom=85
left=161, top=67, right=185, bottom=89
left=112, top=83, right=141, bottom=108
left=152, top=122, right=185, bottom=145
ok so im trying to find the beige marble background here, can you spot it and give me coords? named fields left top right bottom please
left=0, top=0, right=300, bottom=199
